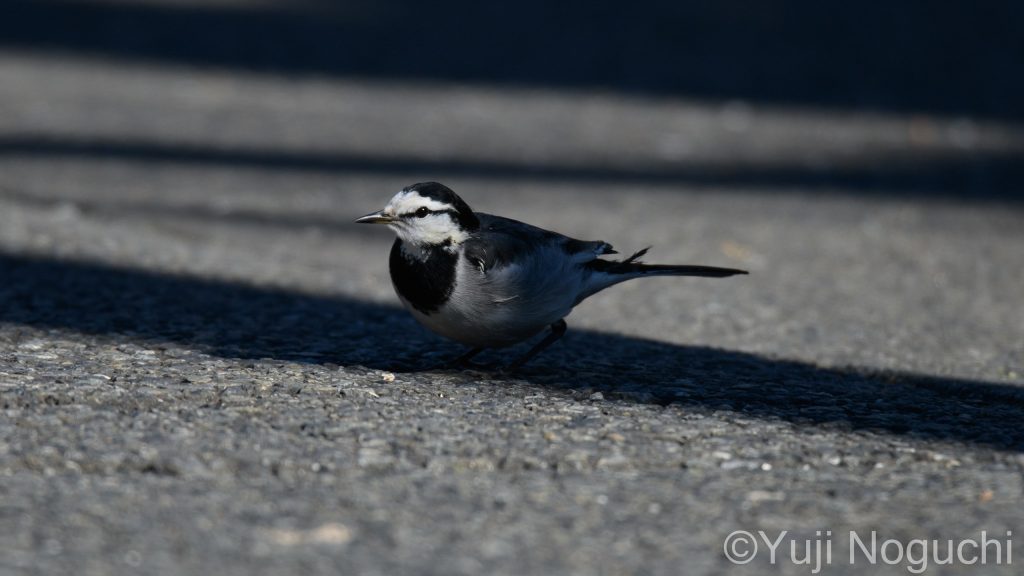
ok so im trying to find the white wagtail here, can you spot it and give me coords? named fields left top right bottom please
left=357, top=182, right=747, bottom=369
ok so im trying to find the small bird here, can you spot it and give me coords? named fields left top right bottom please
left=357, top=182, right=747, bottom=369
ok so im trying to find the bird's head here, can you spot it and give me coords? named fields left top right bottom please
left=356, top=182, right=480, bottom=247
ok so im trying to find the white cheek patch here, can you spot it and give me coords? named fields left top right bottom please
left=418, top=214, right=468, bottom=243
left=392, top=213, right=468, bottom=246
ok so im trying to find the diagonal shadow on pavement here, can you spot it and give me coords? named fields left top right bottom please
left=2, top=0, right=1022, bottom=120
left=2, top=136, right=1023, bottom=202
left=2, top=253, right=1023, bottom=452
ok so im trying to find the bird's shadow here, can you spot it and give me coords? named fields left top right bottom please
left=2, top=252, right=1023, bottom=453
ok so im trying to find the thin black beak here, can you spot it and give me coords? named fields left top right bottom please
left=355, top=210, right=394, bottom=224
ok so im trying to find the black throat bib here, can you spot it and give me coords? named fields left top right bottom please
left=389, top=238, right=458, bottom=315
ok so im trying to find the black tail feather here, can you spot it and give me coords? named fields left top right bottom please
left=587, top=247, right=748, bottom=277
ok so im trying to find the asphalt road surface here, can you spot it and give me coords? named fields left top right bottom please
left=1, top=47, right=1023, bottom=575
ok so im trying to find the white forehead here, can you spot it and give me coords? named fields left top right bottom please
left=384, top=190, right=452, bottom=214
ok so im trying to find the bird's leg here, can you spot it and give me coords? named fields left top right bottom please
left=444, top=347, right=485, bottom=369
left=505, top=319, right=567, bottom=371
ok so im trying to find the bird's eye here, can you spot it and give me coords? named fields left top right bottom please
left=415, top=207, right=430, bottom=218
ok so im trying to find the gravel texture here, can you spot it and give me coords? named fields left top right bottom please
left=1, top=38, right=1024, bottom=576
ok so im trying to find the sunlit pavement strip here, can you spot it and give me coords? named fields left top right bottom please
left=1, top=52, right=1023, bottom=575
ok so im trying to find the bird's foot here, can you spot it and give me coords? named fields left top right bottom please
left=453, top=359, right=500, bottom=372
left=501, top=319, right=568, bottom=372
left=422, top=347, right=497, bottom=371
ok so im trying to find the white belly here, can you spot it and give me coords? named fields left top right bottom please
left=397, top=252, right=584, bottom=348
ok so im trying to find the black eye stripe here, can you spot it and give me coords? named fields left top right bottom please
left=400, top=208, right=457, bottom=219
